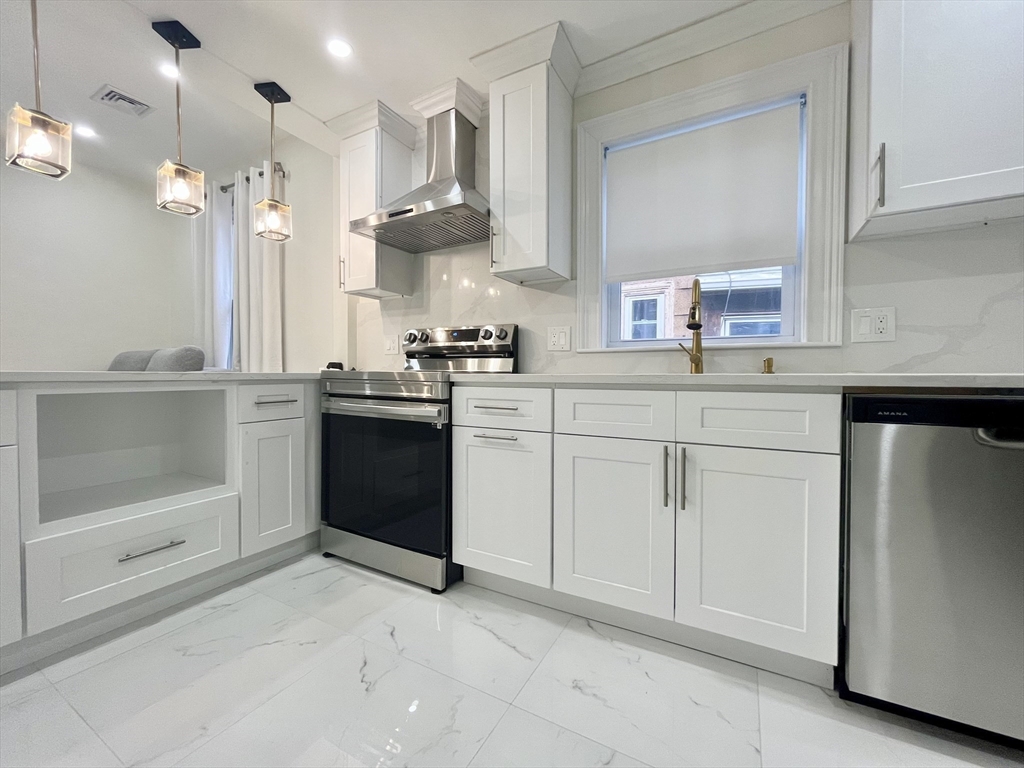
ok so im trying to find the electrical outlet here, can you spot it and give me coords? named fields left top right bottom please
left=384, top=335, right=399, bottom=355
left=850, top=307, right=896, bottom=343
left=547, top=325, right=572, bottom=351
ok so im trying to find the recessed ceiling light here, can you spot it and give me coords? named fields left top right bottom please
left=328, top=39, right=352, bottom=58
left=160, top=63, right=179, bottom=78
left=74, top=125, right=97, bottom=138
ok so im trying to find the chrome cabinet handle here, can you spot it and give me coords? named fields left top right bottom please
left=256, top=398, right=298, bottom=406
left=473, top=433, right=518, bottom=441
left=877, top=142, right=886, bottom=208
left=663, top=445, right=670, bottom=508
left=118, top=539, right=186, bottom=563
left=489, top=225, right=498, bottom=268
left=679, top=447, right=687, bottom=511
left=974, top=428, right=1024, bottom=450
left=473, top=404, right=519, bottom=411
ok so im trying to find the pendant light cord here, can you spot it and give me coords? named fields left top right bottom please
left=175, top=46, right=182, bottom=164
left=30, top=0, right=41, bottom=111
left=269, top=100, right=276, bottom=198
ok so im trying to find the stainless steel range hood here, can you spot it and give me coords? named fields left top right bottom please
left=350, top=108, right=489, bottom=254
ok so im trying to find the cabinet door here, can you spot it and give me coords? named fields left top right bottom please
left=240, top=418, right=306, bottom=557
left=553, top=434, right=675, bottom=619
left=1, top=446, right=22, bottom=646
left=341, top=128, right=381, bottom=294
left=675, top=444, right=840, bottom=663
left=490, top=62, right=549, bottom=275
left=870, top=0, right=1024, bottom=213
left=453, top=427, right=552, bottom=587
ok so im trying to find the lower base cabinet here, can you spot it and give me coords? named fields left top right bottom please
left=453, top=427, right=552, bottom=587
left=240, top=417, right=306, bottom=558
left=675, top=443, right=841, bottom=664
left=1, top=446, right=22, bottom=646
left=553, top=434, right=676, bottom=620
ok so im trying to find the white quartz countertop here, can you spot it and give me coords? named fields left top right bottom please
left=448, top=372, right=1024, bottom=391
left=0, top=371, right=320, bottom=384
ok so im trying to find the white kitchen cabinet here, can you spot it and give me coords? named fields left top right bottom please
left=489, top=62, right=572, bottom=284
left=1, top=446, right=22, bottom=646
left=239, top=417, right=306, bottom=558
left=553, top=434, right=675, bottom=619
left=453, top=427, right=552, bottom=587
left=341, top=126, right=415, bottom=298
left=675, top=443, right=840, bottom=664
left=849, top=0, right=1024, bottom=239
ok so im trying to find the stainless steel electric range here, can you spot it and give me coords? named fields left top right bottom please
left=319, top=324, right=517, bottom=592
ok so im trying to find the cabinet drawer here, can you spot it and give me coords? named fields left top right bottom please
left=453, top=387, right=553, bottom=432
left=0, top=389, right=16, bottom=446
left=24, top=494, right=239, bottom=634
left=237, top=384, right=305, bottom=423
left=555, top=389, right=675, bottom=441
left=676, top=391, right=841, bottom=454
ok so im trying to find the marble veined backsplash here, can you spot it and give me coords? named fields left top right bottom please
left=355, top=211, right=1024, bottom=376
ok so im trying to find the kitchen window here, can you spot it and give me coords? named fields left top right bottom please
left=576, top=45, right=848, bottom=351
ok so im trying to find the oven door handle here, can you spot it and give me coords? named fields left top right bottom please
left=321, top=398, right=448, bottom=426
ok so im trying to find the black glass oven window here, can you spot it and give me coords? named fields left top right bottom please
left=321, top=411, right=449, bottom=557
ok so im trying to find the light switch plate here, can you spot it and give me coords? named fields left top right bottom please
left=851, top=307, right=896, bottom=343
left=384, top=335, right=399, bottom=355
left=547, top=326, right=572, bottom=351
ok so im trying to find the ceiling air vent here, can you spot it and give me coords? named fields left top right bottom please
left=90, top=84, right=154, bottom=117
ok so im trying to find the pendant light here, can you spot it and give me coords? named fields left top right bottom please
left=5, top=0, right=72, bottom=179
left=253, top=82, right=292, bottom=242
left=153, top=21, right=204, bottom=217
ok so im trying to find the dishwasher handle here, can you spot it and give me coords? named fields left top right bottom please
left=974, top=428, right=1024, bottom=451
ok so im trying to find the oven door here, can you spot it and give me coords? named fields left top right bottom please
left=321, top=396, right=450, bottom=558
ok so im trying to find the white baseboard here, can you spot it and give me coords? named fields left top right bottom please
left=464, top=567, right=834, bottom=688
left=0, top=532, right=320, bottom=676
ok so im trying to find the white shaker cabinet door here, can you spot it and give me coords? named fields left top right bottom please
left=240, top=418, right=306, bottom=557
left=869, top=0, right=1024, bottom=214
left=0, top=446, right=22, bottom=646
left=553, top=434, right=675, bottom=620
left=453, top=427, right=552, bottom=587
left=675, top=444, right=840, bottom=664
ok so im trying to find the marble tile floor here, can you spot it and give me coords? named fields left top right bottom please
left=1, top=553, right=1021, bottom=768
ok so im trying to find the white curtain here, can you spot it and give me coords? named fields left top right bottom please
left=192, top=183, right=234, bottom=370
left=193, top=160, right=284, bottom=372
left=233, top=161, right=283, bottom=373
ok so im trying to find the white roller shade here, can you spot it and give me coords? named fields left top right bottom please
left=604, top=101, right=802, bottom=284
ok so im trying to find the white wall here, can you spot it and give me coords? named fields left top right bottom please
left=276, top=136, right=339, bottom=372
left=355, top=2, right=1024, bottom=375
left=0, top=161, right=193, bottom=371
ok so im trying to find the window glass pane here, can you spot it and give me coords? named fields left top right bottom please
left=632, top=298, right=658, bottom=322
left=632, top=323, right=658, bottom=340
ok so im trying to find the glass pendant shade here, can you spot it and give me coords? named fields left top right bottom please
left=254, top=197, right=292, bottom=241
left=5, top=103, right=71, bottom=179
left=157, top=160, right=204, bottom=217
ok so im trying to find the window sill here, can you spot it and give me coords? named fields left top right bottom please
left=579, top=341, right=843, bottom=353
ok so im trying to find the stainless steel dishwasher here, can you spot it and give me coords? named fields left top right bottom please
left=844, top=395, right=1024, bottom=743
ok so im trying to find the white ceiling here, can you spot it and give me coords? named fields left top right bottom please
left=125, top=0, right=749, bottom=125
left=0, top=0, right=278, bottom=184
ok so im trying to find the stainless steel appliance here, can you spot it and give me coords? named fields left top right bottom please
left=349, top=109, right=489, bottom=254
left=320, top=325, right=517, bottom=591
left=843, top=395, right=1024, bottom=743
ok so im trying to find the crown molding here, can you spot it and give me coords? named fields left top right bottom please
left=470, top=21, right=582, bottom=95
left=325, top=100, right=417, bottom=148
left=575, top=0, right=846, bottom=97
left=409, top=78, right=485, bottom=126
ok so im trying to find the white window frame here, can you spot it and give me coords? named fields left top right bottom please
left=621, top=293, right=666, bottom=340
left=722, top=312, right=784, bottom=337
left=576, top=44, right=848, bottom=351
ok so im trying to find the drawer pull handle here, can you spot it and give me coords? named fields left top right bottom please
left=255, top=398, right=299, bottom=406
left=118, top=539, right=186, bottom=563
left=473, top=404, right=519, bottom=411
left=473, top=433, right=518, bottom=442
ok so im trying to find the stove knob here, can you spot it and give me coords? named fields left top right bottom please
left=480, top=328, right=494, bottom=341
left=404, top=331, right=419, bottom=344
left=418, top=331, right=430, bottom=343
left=494, top=327, right=508, bottom=340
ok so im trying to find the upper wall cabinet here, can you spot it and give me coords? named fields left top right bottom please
left=849, top=0, right=1024, bottom=240
left=336, top=104, right=417, bottom=299
left=475, top=23, right=579, bottom=285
